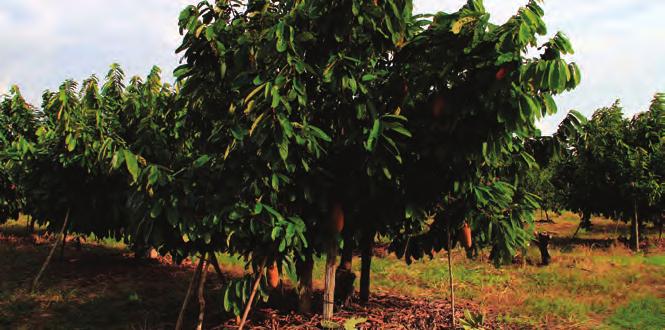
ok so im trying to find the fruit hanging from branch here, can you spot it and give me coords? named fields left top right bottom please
left=267, top=262, right=280, bottom=289
left=462, top=222, right=472, bottom=249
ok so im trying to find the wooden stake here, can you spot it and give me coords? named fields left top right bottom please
left=238, top=258, right=267, bottom=330
left=196, top=258, right=209, bottom=330
left=175, top=253, right=205, bottom=330
left=632, top=200, right=640, bottom=252
left=447, top=227, right=456, bottom=329
left=31, top=208, right=70, bottom=292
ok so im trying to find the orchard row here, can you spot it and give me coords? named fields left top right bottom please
left=0, top=0, right=584, bottom=327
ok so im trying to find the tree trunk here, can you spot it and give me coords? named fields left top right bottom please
left=296, top=255, right=314, bottom=314
left=339, top=234, right=353, bottom=271
left=176, top=254, right=205, bottom=330
left=196, top=258, right=209, bottom=330
left=208, top=253, right=225, bottom=283
left=323, top=240, right=338, bottom=323
left=659, top=218, right=663, bottom=240
left=631, top=202, right=639, bottom=252
left=60, top=230, right=67, bottom=261
left=545, top=210, right=551, bottom=223
left=26, top=216, right=35, bottom=233
left=537, top=232, right=552, bottom=265
left=581, top=211, right=592, bottom=229
left=335, top=232, right=355, bottom=307
left=238, top=258, right=267, bottom=330
left=359, top=230, right=374, bottom=304
left=447, top=228, right=456, bottom=329
left=572, top=211, right=590, bottom=239
left=31, top=209, right=70, bottom=292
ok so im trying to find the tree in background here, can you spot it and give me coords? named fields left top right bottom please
left=551, top=94, right=664, bottom=248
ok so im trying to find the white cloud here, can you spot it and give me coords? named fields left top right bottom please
left=0, top=0, right=189, bottom=103
left=1, top=0, right=664, bottom=134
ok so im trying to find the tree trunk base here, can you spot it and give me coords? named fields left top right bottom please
left=296, top=256, right=314, bottom=315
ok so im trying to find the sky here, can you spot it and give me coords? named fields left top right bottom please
left=0, top=1, right=663, bottom=134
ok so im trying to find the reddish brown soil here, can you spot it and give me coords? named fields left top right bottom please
left=0, top=230, right=514, bottom=329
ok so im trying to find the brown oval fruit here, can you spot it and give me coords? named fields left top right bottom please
left=495, top=67, right=508, bottom=81
left=267, top=262, right=280, bottom=289
left=462, top=223, right=472, bottom=248
left=331, top=202, right=344, bottom=234
left=431, top=95, right=446, bottom=118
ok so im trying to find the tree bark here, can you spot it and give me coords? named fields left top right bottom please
left=339, top=234, right=353, bottom=271
left=208, top=252, right=225, bottom=283
left=296, top=255, right=314, bottom=314
left=359, top=229, right=374, bottom=304
left=537, top=232, right=552, bottom=265
left=196, top=258, right=209, bottom=330
left=335, top=232, right=355, bottom=307
left=175, top=254, right=205, bottom=330
left=31, top=209, right=70, bottom=292
left=238, top=258, right=267, bottom=330
left=323, top=240, right=338, bottom=323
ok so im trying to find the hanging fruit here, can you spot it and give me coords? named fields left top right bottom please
left=462, top=222, right=472, bottom=248
left=431, top=95, right=446, bottom=119
left=495, top=67, right=509, bottom=81
left=331, top=202, right=345, bottom=234
left=267, top=261, right=280, bottom=289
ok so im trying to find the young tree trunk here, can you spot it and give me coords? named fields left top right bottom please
left=545, top=210, right=551, bottom=223
left=572, top=211, right=590, bottom=239
left=338, top=234, right=353, bottom=271
left=536, top=232, right=552, bottom=265
left=296, top=255, right=314, bottom=314
left=60, top=230, right=67, bottom=261
left=208, top=252, right=225, bottom=283
left=335, top=231, right=355, bottom=307
left=31, top=209, right=70, bottom=292
left=196, top=258, right=209, bottom=330
left=446, top=228, right=456, bottom=329
left=631, top=202, right=639, bottom=252
left=359, top=229, right=374, bottom=304
left=659, top=218, right=663, bottom=240
left=238, top=258, right=267, bottom=330
left=581, top=211, right=592, bottom=229
left=175, top=254, right=205, bottom=330
left=323, top=240, right=338, bottom=323
left=26, top=216, right=35, bottom=233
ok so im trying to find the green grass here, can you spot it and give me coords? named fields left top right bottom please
left=604, top=296, right=665, bottom=330
left=524, top=296, right=591, bottom=322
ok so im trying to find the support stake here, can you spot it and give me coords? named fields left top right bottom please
left=238, top=258, right=267, bottom=330
left=175, top=253, right=205, bottom=330
left=31, top=208, right=70, bottom=292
